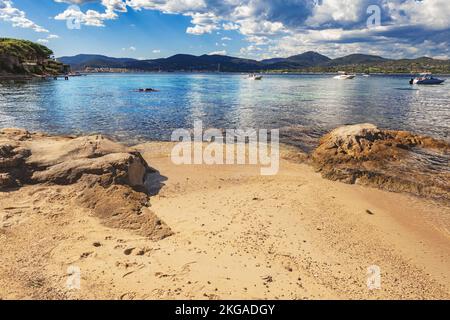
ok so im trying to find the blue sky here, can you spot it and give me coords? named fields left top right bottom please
left=1, top=0, right=449, bottom=60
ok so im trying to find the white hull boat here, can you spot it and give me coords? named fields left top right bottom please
left=333, top=74, right=356, bottom=80
left=248, top=74, right=263, bottom=80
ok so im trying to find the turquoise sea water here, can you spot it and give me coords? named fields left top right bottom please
left=0, top=73, right=449, bottom=150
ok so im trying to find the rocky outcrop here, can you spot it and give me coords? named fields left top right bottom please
left=312, top=124, right=450, bottom=201
left=0, top=128, right=172, bottom=239
left=0, top=38, right=65, bottom=76
left=0, top=129, right=148, bottom=188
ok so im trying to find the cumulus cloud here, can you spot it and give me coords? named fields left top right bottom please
left=54, top=1, right=120, bottom=27
left=186, top=12, right=219, bottom=35
left=49, top=0, right=450, bottom=58
left=0, top=0, right=48, bottom=32
left=387, top=0, right=450, bottom=30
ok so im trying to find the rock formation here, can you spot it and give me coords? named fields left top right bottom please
left=312, top=123, right=450, bottom=201
left=0, top=38, right=67, bottom=76
left=0, top=128, right=172, bottom=239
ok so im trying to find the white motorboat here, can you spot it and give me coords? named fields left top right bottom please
left=248, top=74, right=263, bottom=80
left=333, top=71, right=356, bottom=80
left=410, top=73, right=445, bottom=85
left=68, top=71, right=83, bottom=77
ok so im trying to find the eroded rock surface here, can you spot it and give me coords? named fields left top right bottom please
left=312, top=123, right=450, bottom=201
left=0, top=128, right=172, bottom=239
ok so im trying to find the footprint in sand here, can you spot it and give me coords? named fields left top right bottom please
left=123, top=248, right=135, bottom=255
left=122, top=247, right=152, bottom=256
left=80, top=252, right=93, bottom=259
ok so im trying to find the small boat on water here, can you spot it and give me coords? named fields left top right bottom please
left=410, top=73, right=445, bottom=85
left=68, top=72, right=83, bottom=77
left=333, top=71, right=356, bottom=80
left=248, top=74, right=263, bottom=80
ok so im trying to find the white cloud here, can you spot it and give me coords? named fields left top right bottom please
left=152, top=49, right=161, bottom=53
left=208, top=50, right=227, bottom=56
left=55, top=4, right=118, bottom=27
left=240, top=44, right=263, bottom=58
left=186, top=12, right=219, bottom=35
left=245, top=35, right=270, bottom=46
left=306, top=0, right=372, bottom=27
left=186, top=24, right=215, bottom=35
left=387, top=0, right=450, bottom=30
left=125, top=0, right=206, bottom=14
left=0, top=0, right=48, bottom=32
left=34, top=33, right=60, bottom=45
left=222, top=22, right=239, bottom=30
left=239, top=20, right=286, bottom=36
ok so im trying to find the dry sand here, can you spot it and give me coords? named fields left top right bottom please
left=0, top=141, right=449, bottom=299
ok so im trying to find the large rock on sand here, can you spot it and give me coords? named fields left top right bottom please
left=312, top=124, right=450, bottom=200
left=0, top=128, right=172, bottom=239
left=0, top=129, right=148, bottom=188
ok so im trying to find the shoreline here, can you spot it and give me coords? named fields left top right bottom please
left=0, top=128, right=449, bottom=299
left=0, top=74, right=67, bottom=81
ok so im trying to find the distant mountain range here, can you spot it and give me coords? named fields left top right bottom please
left=58, top=51, right=450, bottom=74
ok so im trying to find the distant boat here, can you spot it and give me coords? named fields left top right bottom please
left=333, top=71, right=356, bottom=80
left=410, top=73, right=445, bottom=85
left=248, top=74, right=263, bottom=80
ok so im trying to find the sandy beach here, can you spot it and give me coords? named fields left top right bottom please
left=0, top=128, right=449, bottom=300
